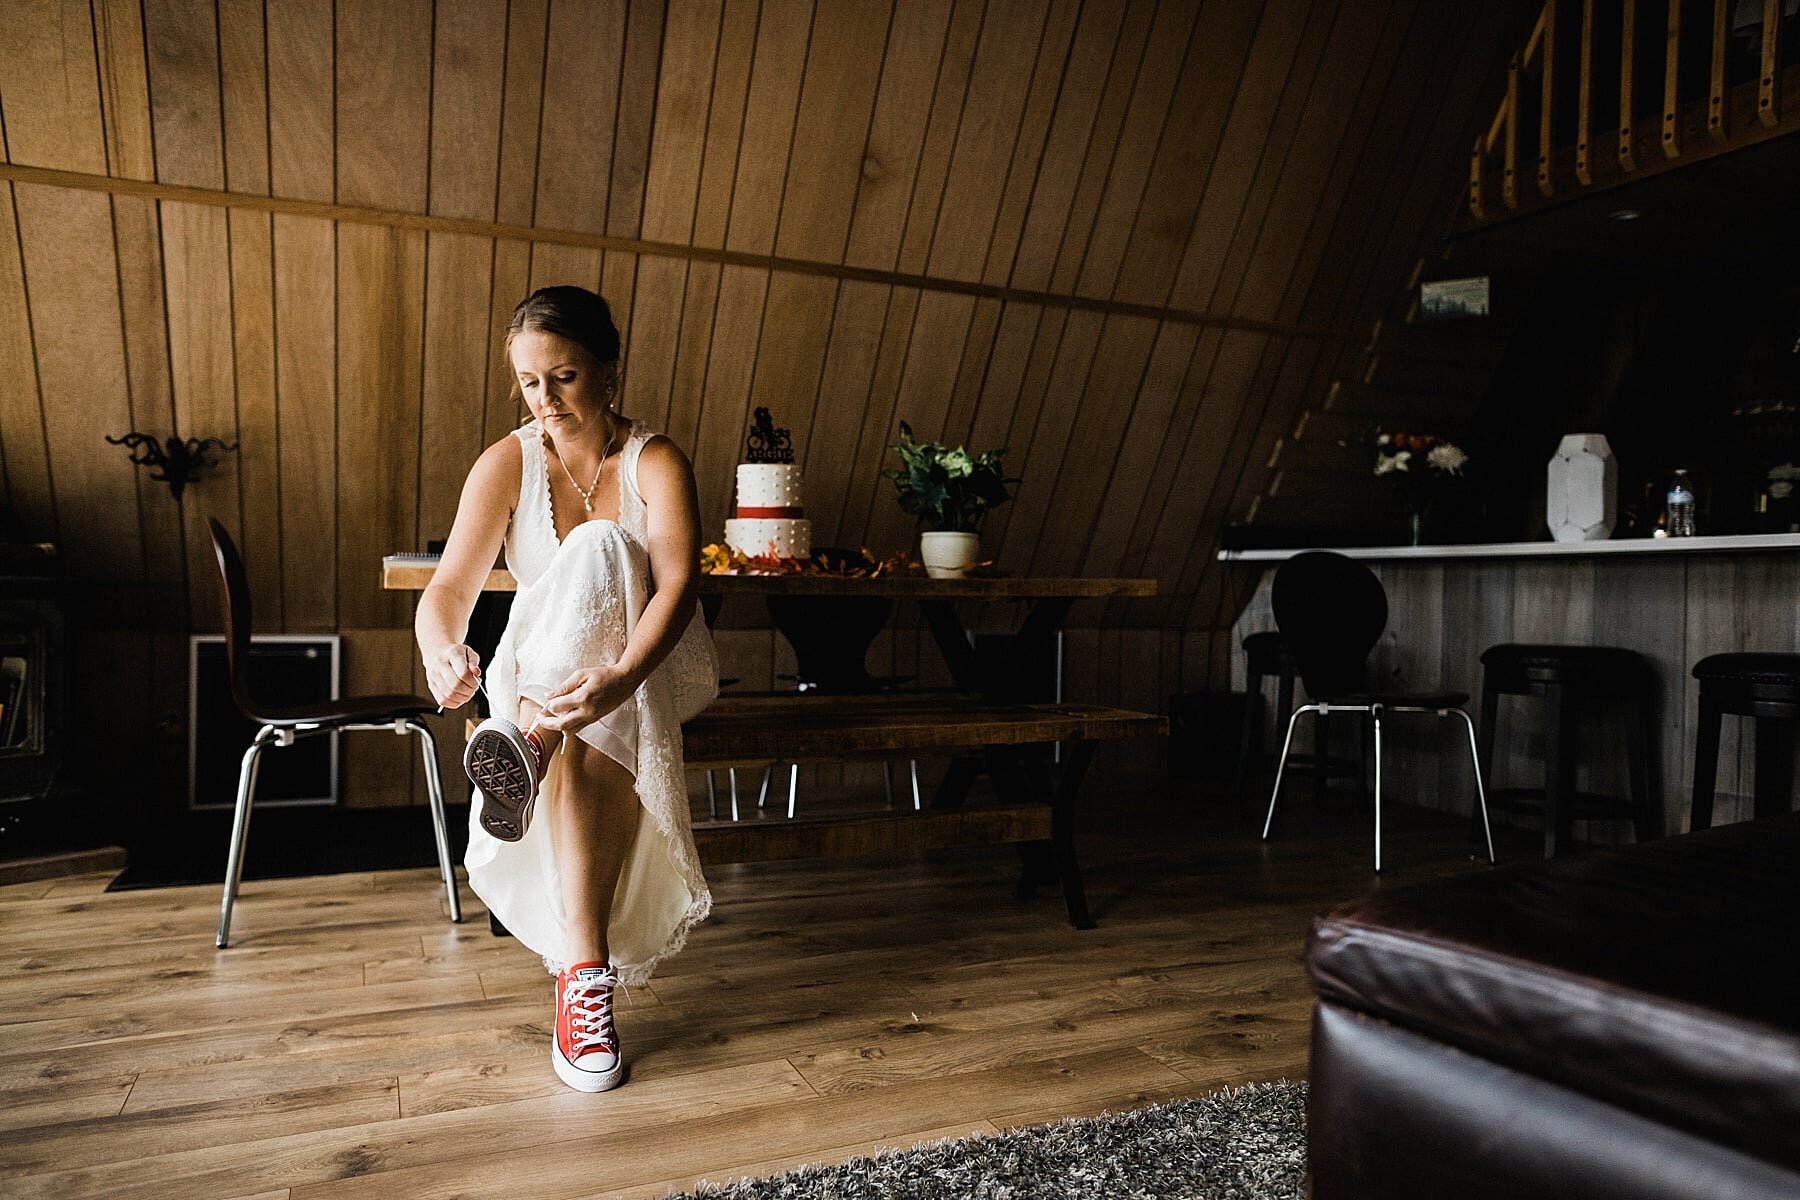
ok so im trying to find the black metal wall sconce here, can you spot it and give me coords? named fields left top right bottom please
left=106, top=432, right=239, bottom=501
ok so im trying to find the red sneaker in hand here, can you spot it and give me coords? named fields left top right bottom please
left=464, top=717, right=544, bottom=841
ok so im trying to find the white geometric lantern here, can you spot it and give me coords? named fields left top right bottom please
left=1546, top=433, right=1617, bottom=542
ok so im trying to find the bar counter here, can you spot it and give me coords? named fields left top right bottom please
left=1218, top=530, right=1800, bottom=562
left=1226, top=533, right=1799, bottom=842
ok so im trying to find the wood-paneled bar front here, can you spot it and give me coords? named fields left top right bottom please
left=1225, top=534, right=1800, bottom=841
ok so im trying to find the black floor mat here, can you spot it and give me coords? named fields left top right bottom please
left=107, top=805, right=471, bottom=891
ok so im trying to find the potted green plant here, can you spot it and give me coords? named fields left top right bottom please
left=885, top=421, right=1016, bottom=577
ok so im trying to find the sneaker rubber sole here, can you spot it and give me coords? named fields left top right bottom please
left=552, top=1041, right=625, bottom=1092
left=464, top=717, right=540, bottom=842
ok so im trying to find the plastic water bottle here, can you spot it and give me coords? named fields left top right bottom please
left=1665, top=470, right=1696, bottom=537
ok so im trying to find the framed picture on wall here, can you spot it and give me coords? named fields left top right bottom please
left=1419, top=276, right=1491, bottom=320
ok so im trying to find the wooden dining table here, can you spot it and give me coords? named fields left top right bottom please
left=382, top=555, right=1154, bottom=698
left=384, top=556, right=1162, bottom=927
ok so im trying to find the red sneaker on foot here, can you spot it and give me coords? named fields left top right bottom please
left=553, top=961, right=623, bottom=1092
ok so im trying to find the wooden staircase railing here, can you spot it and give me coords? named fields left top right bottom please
left=1468, top=0, right=1796, bottom=225
left=1244, top=2, right=1796, bottom=544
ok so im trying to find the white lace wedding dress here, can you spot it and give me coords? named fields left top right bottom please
left=465, top=419, right=712, bottom=984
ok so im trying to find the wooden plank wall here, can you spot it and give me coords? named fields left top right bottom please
left=0, top=0, right=1533, bottom=809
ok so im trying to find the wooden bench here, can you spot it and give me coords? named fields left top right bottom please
left=682, top=694, right=1166, bottom=928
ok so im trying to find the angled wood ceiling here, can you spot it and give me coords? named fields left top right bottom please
left=0, top=0, right=1532, bottom=648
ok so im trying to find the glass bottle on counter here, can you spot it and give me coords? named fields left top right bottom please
left=1665, top=469, right=1697, bottom=537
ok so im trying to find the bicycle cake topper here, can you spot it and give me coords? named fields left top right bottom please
left=745, top=407, right=795, bottom=464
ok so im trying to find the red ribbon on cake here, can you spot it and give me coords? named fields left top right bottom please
left=736, top=506, right=804, bottom=518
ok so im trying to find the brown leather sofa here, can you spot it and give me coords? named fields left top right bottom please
left=1304, top=811, right=1800, bottom=1199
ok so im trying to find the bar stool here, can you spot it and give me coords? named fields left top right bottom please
left=1236, top=630, right=1366, bottom=804
left=1235, top=631, right=1297, bottom=801
left=1690, top=652, right=1800, bottom=830
left=1478, top=643, right=1659, bottom=858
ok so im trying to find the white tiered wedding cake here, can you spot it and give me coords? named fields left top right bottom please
left=723, top=409, right=811, bottom=560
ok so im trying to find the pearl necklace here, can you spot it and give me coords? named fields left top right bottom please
left=550, top=423, right=618, bottom=513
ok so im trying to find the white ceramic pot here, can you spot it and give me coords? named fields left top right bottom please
left=919, top=531, right=980, bottom=579
left=1546, top=433, right=1617, bottom=543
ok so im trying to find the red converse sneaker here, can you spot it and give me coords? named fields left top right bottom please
left=464, top=717, right=544, bottom=841
left=553, top=961, right=623, bottom=1092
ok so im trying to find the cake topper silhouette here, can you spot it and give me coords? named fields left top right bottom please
left=745, top=407, right=795, bottom=464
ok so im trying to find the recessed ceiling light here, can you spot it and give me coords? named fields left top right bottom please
left=1608, top=207, right=1642, bottom=221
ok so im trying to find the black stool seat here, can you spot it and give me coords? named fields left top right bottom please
left=1480, top=644, right=1649, bottom=692
left=1479, top=643, right=1659, bottom=858
left=1235, top=632, right=1298, bottom=801
left=1693, top=653, right=1800, bottom=692
left=1243, top=629, right=1293, bottom=673
left=1235, top=630, right=1365, bottom=803
left=1691, top=652, right=1800, bottom=830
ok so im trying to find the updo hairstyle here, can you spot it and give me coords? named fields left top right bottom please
left=506, top=285, right=621, bottom=366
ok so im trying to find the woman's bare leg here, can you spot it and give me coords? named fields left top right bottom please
left=517, top=700, right=563, bottom=761
left=517, top=698, right=640, bottom=965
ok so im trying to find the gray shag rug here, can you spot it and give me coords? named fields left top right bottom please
left=674, top=1080, right=1307, bottom=1199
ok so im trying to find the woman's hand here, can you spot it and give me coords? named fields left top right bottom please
left=425, top=644, right=483, bottom=709
left=535, top=665, right=636, bottom=735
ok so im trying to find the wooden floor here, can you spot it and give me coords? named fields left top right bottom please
left=0, top=777, right=1531, bottom=1199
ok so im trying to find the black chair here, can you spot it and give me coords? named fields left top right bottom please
left=208, top=519, right=461, bottom=947
left=1478, top=643, right=1659, bottom=858
left=1260, top=551, right=1494, bottom=873
left=1691, top=652, right=1800, bottom=830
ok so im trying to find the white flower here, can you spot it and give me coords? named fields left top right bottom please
left=1772, top=481, right=1794, bottom=501
left=1374, top=450, right=1410, bottom=475
left=1427, top=443, right=1468, bottom=474
left=1769, top=462, right=1798, bottom=481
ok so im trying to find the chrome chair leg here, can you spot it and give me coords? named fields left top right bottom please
left=881, top=761, right=924, bottom=811
left=787, top=764, right=799, bottom=820
left=727, top=768, right=741, bottom=822
left=408, top=719, right=462, bottom=923
left=217, top=725, right=276, bottom=948
left=1372, top=706, right=1385, bottom=874
left=757, top=766, right=772, bottom=810
left=1451, top=706, right=1497, bottom=864
left=705, top=771, right=718, bottom=819
left=1262, top=705, right=1313, bottom=839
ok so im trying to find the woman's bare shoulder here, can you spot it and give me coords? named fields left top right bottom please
left=636, top=434, right=696, bottom=483
left=464, top=429, right=525, bottom=503
left=636, top=432, right=689, bottom=464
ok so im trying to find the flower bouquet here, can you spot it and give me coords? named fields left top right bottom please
left=1369, top=430, right=1469, bottom=544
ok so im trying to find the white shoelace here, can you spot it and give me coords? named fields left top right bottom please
left=474, top=679, right=552, bottom=752
left=564, top=978, right=617, bottom=1053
